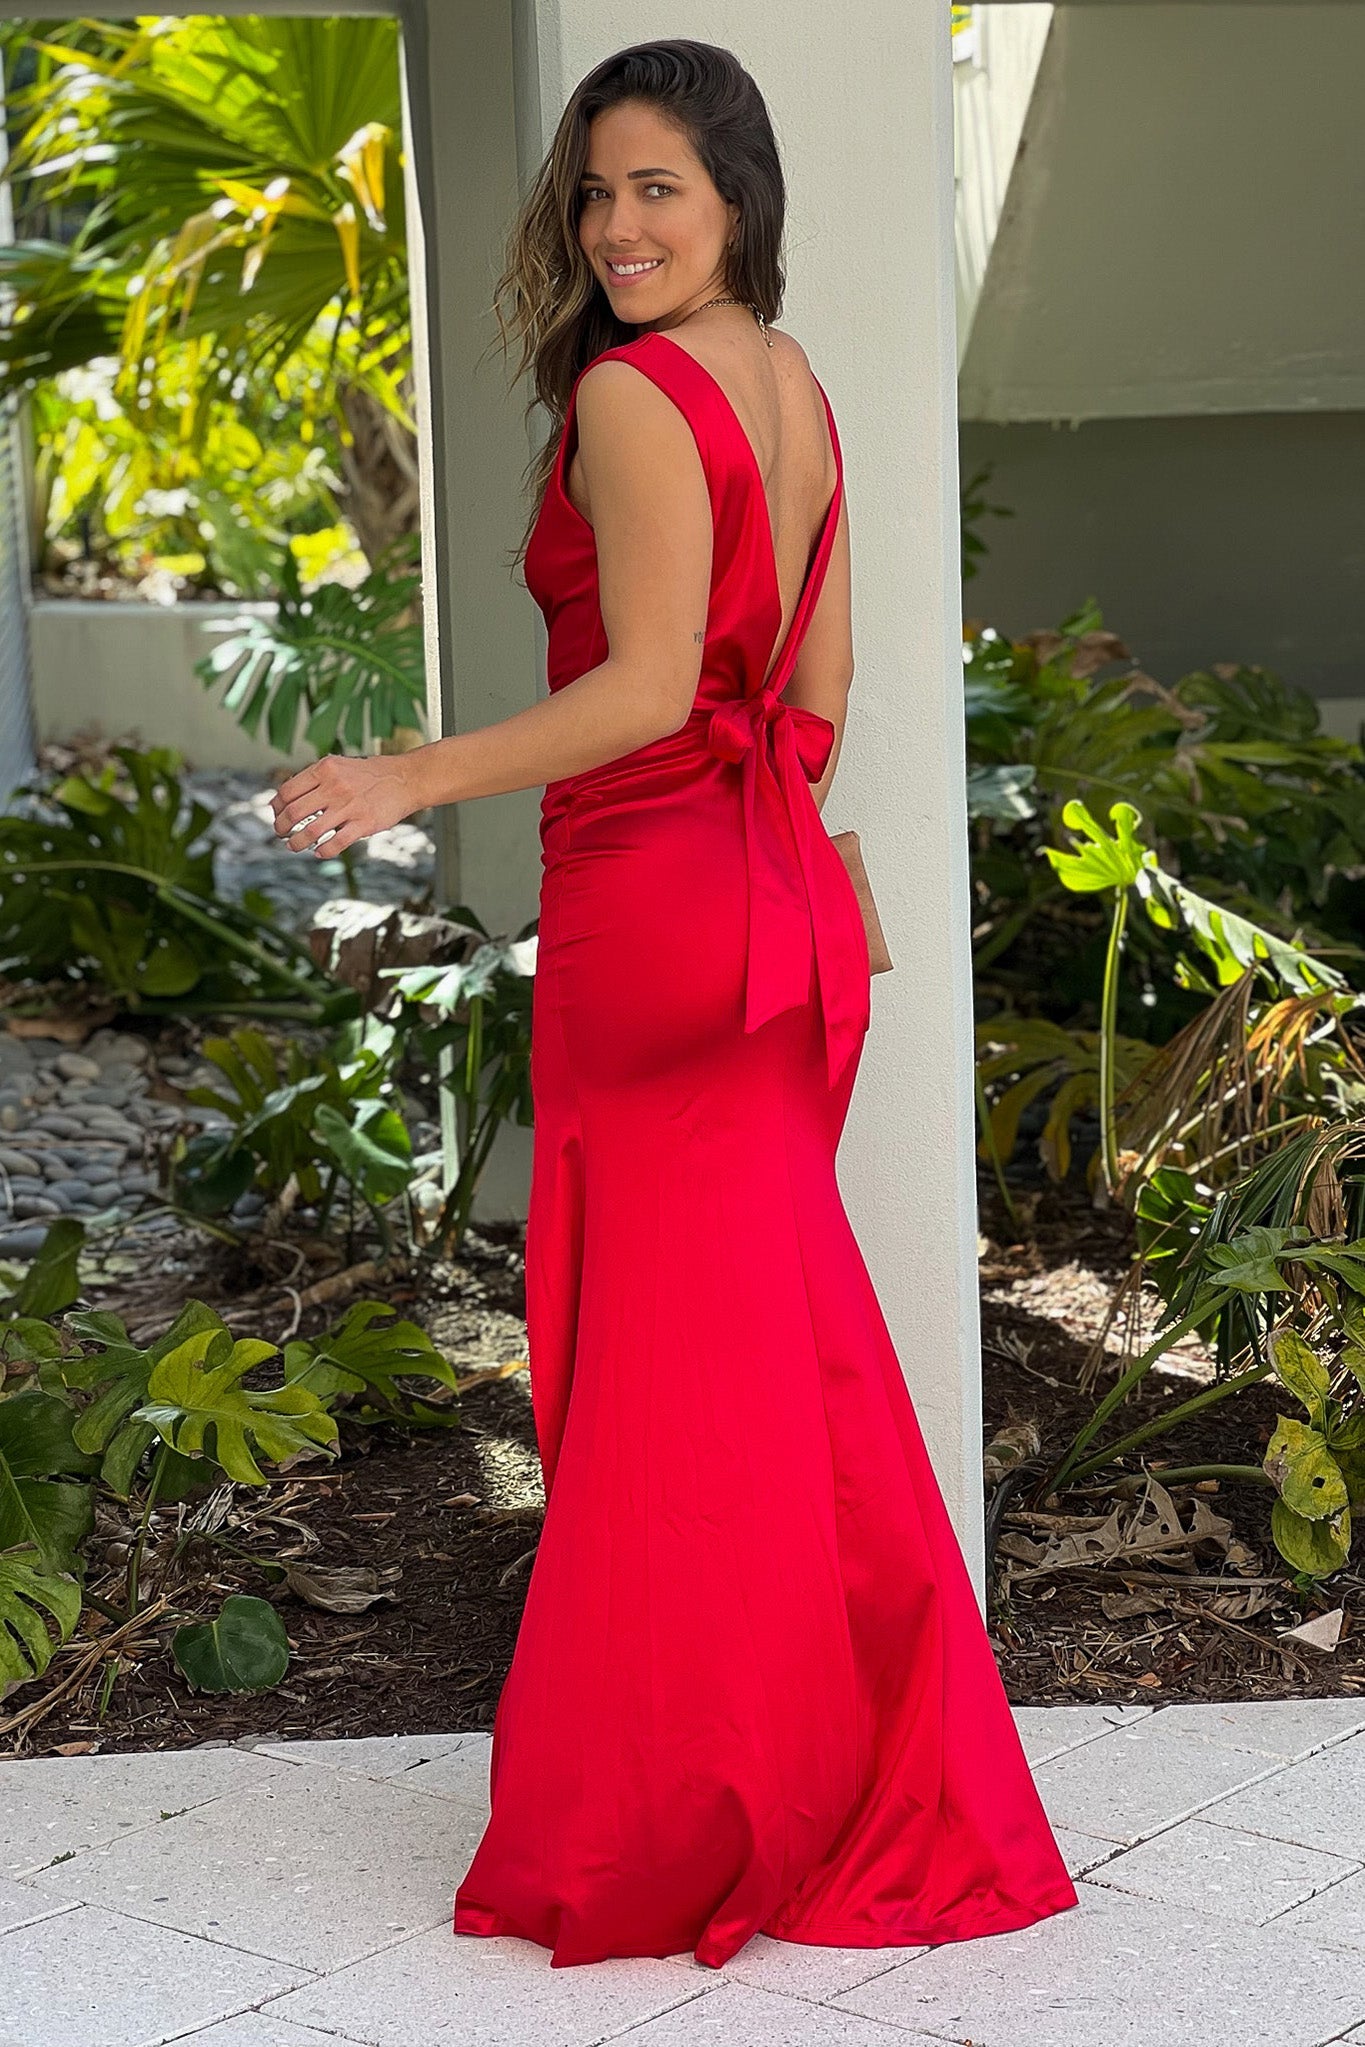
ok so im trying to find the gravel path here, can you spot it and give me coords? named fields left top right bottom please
left=0, top=766, right=440, bottom=1263
left=176, top=765, right=436, bottom=936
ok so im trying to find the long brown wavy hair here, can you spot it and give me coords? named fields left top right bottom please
left=490, top=39, right=787, bottom=572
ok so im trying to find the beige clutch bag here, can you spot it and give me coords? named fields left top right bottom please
left=829, top=828, right=893, bottom=974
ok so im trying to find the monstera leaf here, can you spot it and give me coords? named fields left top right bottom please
left=0, top=1544, right=82, bottom=1692
left=282, top=1298, right=458, bottom=1425
left=60, top=1301, right=225, bottom=1499
left=134, top=1318, right=338, bottom=1485
left=1042, top=798, right=1343, bottom=998
left=0, top=1390, right=97, bottom=1571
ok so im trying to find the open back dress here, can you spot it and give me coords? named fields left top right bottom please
left=451, top=327, right=1078, bottom=1969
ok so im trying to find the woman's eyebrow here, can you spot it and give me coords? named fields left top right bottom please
left=579, top=166, right=685, bottom=181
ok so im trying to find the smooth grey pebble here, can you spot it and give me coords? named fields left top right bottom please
left=0, top=1225, right=55, bottom=1256
left=53, top=1053, right=101, bottom=1082
left=33, top=1113, right=86, bottom=1139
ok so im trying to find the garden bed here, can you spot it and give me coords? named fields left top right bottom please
left=5, top=1120, right=1360, bottom=1761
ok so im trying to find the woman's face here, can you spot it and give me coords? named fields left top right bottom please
left=576, top=99, right=739, bottom=330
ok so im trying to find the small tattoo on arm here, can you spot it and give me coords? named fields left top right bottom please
left=693, top=630, right=706, bottom=644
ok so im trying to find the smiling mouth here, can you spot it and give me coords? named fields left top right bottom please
left=606, top=258, right=664, bottom=278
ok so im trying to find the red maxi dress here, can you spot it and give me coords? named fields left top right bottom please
left=451, top=328, right=1077, bottom=1969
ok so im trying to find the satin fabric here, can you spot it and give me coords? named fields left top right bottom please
left=451, top=329, right=1078, bottom=1968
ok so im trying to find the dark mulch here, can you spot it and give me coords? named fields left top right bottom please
left=5, top=1125, right=1362, bottom=1760
left=976, top=1179, right=1364, bottom=1705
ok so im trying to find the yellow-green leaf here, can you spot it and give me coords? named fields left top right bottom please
left=1265, top=1415, right=1349, bottom=1520
left=1270, top=1497, right=1350, bottom=1578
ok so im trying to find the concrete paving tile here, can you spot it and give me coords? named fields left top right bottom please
left=1268, top=1865, right=1365, bottom=1953
left=611, top=1979, right=942, bottom=2044
left=22, top=1763, right=485, bottom=1975
left=245, top=1732, right=478, bottom=1780
left=1031, top=1715, right=1283, bottom=1843
left=0, top=1872, right=77, bottom=1935
left=1087, top=1817, right=1359, bottom=1923
left=828, top=1882, right=1365, bottom=2047
left=400, top=1740, right=493, bottom=1808
left=1051, top=1825, right=1125, bottom=1877
left=1010, top=1703, right=1155, bottom=1768
left=2, top=1748, right=291, bottom=1880
left=1143, top=1697, right=1365, bottom=1760
left=0, top=1901, right=309, bottom=2047
left=662, top=1929, right=928, bottom=2001
left=263, top=1921, right=712, bottom=2047
left=168, top=2016, right=372, bottom=2046
left=1198, top=1732, right=1365, bottom=1861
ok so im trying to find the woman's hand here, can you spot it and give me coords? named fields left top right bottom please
left=270, top=751, right=429, bottom=858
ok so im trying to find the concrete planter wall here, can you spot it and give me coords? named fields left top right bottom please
left=28, top=598, right=318, bottom=774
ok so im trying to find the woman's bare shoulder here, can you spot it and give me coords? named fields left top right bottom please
left=768, top=325, right=811, bottom=366
left=566, top=352, right=706, bottom=520
left=573, top=350, right=677, bottom=424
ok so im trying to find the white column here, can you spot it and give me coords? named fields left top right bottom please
left=402, top=0, right=545, bottom=1217
left=521, top=3, right=981, bottom=1583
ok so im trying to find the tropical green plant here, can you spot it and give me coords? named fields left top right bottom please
left=0, top=1221, right=92, bottom=1695
left=383, top=914, right=537, bottom=1253
left=195, top=533, right=426, bottom=755
left=30, top=354, right=356, bottom=597
left=960, top=460, right=1013, bottom=584
left=1036, top=1218, right=1365, bottom=1583
left=54, top=1295, right=339, bottom=1613
left=975, top=800, right=1350, bottom=1200
left=281, top=1296, right=460, bottom=1427
left=974, top=1014, right=1156, bottom=1192
left=0, top=1540, right=83, bottom=1697
left=1261, top=1319, right=1365, bottom=1578
left=967, top=608, right=1365, bottom=995
left=0, top=1215, right=84, bottom=1330
left=172, top=1591, right=290, bottom=1694
left=1136, top=1117, right=1365, bottom=1375
left=0, top=743, right=354, bottom=1022
left=169, top=1015, right=414, bottom=1255
left=1035, top=1222, right=1365, bottom=1509
left=0, top=14, right=414, bottom=564
left=0, top=1233, right=453, bottom=1711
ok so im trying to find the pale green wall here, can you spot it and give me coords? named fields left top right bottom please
left=960, top=409, right=1365, bottom=708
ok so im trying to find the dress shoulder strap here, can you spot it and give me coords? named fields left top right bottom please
left=555, top=334, right=728, bottom=548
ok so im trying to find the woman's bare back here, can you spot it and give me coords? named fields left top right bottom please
left=563, top=323, right=839, bottom=680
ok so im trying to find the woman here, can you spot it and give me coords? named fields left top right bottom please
left=271, top=39, right=1078, bottom=1973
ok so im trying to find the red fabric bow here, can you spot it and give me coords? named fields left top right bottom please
left=705, top=685, right=868, bottom=1089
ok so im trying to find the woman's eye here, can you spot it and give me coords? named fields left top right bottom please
left=580, top=183, right=674, bottom=201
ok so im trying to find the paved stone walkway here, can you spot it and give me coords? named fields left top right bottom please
left=3, top=1698, right=1364, bottom=2046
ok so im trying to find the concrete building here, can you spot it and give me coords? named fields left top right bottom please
left=956, top=2, right=1365, bottom=729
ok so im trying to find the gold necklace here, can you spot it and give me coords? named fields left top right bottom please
left=689, top=295, right=774, bottom=348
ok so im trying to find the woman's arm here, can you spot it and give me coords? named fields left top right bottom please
left=270, top=360, right=713, bottom=858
